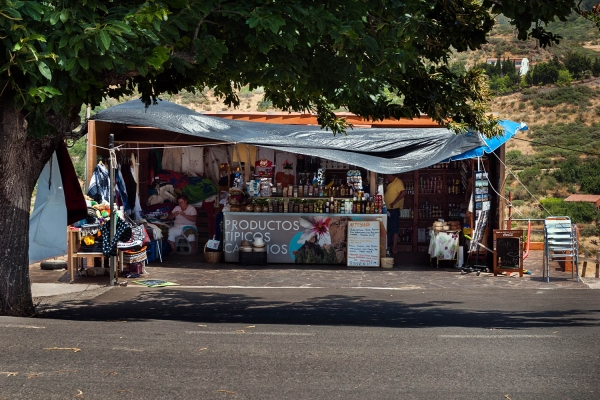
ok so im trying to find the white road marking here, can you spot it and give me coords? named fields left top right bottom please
left=0, top=324, right=45, bottom=329
left=185, top=331, right=314, bottom=336
left=174, top=285, right=420, bottom=290
left=439, top=334, right=558, bottom=338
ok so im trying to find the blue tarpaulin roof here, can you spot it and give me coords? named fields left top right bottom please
left=445, top=120, right=528, bottom=161
left=85, top=99, right=524, bottom=173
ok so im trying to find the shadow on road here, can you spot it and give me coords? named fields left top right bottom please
left=36, top=289, right=600, bottom=329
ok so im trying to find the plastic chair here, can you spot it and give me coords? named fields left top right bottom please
left=544, top=216, right=579, bottom=282
left=175, top=235, right=198, bottom=254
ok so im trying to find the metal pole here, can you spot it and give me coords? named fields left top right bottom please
left=83, top=104, right=91, bottom=193
left=109, top=134, right=116, bottom=286
left=507, top=191, right=512, bottom=230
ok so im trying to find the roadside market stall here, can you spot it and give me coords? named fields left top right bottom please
left=77, top=100, right=524, bottom=267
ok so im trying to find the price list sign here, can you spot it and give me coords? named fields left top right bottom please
left=347, top=221, right=380, bottom=267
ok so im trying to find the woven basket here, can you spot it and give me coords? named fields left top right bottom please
left=122, top=246, right=148, bottom=264
left=204, top=244, right=222, bottom=264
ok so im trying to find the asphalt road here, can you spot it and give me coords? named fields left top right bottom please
left=1, top=287, right=599, bottom=399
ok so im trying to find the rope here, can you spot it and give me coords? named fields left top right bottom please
left=92, top=142, right=230, bottom=151
left=492, top=152, right=553, bottom=217
left=479, top=157, right=525, bottom=217
left=108, top=148, right=118, bottom=170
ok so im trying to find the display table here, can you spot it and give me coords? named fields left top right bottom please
left=67, top=227, right=126, bottom=283
left=223, top=212, right=387, bottom=264
left=67, top=227, right=105, bottom=283
left=428, top=229, right=460, bottom=267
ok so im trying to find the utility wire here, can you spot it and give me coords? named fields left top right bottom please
left=480, top=158, right=525, bottom=217
left=493, top=152, right=554, bottom=217
left=512, top=137, right=600, bottom=157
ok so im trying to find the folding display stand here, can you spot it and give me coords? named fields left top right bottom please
left=462, top=166, right=491, bottom=275
left=462, top=209, right=490, bottom=275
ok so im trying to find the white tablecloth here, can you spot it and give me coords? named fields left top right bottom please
left=428, top=230, right=460, bottom=260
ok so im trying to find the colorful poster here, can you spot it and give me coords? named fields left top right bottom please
left=223, top=212, right=386, bottom=264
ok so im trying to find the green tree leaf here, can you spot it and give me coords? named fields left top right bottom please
left=37, top=61, right=52, bottom=80
left=99, top=30, right=111, bottom=50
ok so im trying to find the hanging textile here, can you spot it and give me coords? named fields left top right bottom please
left=257, top=147, right=275, bottom=166
left=29, top=153, right=67, bottom=264
left=120, top=157, right=137, bottom=210
left=206, top=146, right=229, bottom=184
left=115, top=164, right=129, bottom=211
left=274, top=151, right=297, bottom=175
left=162, top=147, right=182, bottom=172
left=55, top=141, right=87, bottom=225
left=182, top=147, right=205, bottom=176
left=87, top=162, right=110, bottom=203
left=131, top=152, right=143, bottom=220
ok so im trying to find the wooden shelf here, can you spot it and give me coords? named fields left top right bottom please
left=392, top=161, right=473, bottom=252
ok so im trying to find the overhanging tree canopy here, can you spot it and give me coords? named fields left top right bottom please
left=0, top=0, right=591, bottom=316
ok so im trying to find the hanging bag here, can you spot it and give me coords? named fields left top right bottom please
left=100, top=217, right=133, bottom=256
left=115, top=214, right=149, bottom=251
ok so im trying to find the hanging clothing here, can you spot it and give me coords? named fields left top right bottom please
left=115, top=165, right=129, bottom=211
left=131, top=152, right=143, bottom=220
left=182, top=147, right=205, bottom=176
left=87, top=162, right=110, bottom=203
left=56, top=141, right=87, bottom=225
left=162, top=147, right=182, bottom=172
left=206, top=146, right=229, bottom=184
left=149, top=149, right=162, bottom=172
left=257, top=147, right=275, bottom=166
left=120, top=159, right=137, bottom=210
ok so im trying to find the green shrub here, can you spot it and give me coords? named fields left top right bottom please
left=580, top=224, right=600, bottom=237
left=540, top=198, right=599, bottom=223
left=530, top=86, right=592, bottom=108
left=556, top=69, right=573, bottom=86
left=257, top=100, right=273, bottom=112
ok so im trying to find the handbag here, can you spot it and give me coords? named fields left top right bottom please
left=123, top=214, right=151, bottom=245
left=100, top=217, right=132, bottom=256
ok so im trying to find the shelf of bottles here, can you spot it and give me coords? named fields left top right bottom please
left=418, top=176, right=444, bottom=194
left=404, top=181, right=415, bottom=195
left=253, top=194, right=384, bottom=215
left=446, top=179, right=464, bottom=195
left=398, top=227, right=413, bottom=243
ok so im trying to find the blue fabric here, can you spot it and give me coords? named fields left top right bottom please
left=445, top=120, right=528, bottom=162
left=29, top=153, right=68, bottom=264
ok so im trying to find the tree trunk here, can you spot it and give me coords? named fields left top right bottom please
left=0, top=105, right=71, bottom=316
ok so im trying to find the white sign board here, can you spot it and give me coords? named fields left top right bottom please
left=347, top=220, right=380, bottom=267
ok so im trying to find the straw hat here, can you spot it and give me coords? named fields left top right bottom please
left=253, top=237, right=265, bottom=247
